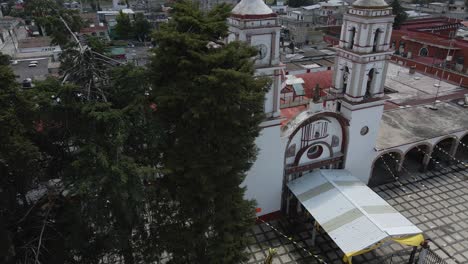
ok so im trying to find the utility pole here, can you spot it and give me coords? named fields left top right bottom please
left=430, top=37, right=454, bottom=110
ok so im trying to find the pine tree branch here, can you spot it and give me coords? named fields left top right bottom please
left=34, top=203, right=52, bottom=264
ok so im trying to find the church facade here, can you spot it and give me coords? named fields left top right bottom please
left=227, top=0, right=397, bottom=217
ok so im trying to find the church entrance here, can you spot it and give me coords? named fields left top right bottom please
left=280, top=111, right=349, bottom=215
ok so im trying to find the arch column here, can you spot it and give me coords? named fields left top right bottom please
left=421, top=149, right=432, bottom=172
left=448, top=140, right=459, bottom=165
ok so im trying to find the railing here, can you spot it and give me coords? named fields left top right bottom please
left=417, top=249, right=449, bottom=264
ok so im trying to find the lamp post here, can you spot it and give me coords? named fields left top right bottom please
left=429, top=37, right=454, bottom=110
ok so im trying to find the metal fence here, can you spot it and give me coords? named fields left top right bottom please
left=417, top=249, right=449, bottom=264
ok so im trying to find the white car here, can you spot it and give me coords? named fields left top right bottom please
left=30, top=60, right=39, bottom=64
left=28, top=63, right=38, bottom=67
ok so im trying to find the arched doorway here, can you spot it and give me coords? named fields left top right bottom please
left=281, top=111, right=349, bottom=214
left=455, top=134, right=468, bottom=162
left=430, top=137, right=458, bottom=169
left=369, top=152, right=402, bottom=187
left=402, top=144, right=431, bottom=173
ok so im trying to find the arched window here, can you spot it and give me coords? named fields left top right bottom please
left=366, top=69, right=375, bottom=98
left=342, top=66, right=350, bottom=94
left=373, top=29, right=382, bottom=52
left=419, top=47, right=429, bottom=57
left=348, top=27, right=356, bottom=49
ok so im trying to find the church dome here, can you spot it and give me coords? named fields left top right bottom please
left=231, top=0, right=275, bottom=17
left=352, top=0, right=388, bottom=8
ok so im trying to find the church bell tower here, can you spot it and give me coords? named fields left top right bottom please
left=227, top=0, right=284, bottom=119
left=332, top=0, right=395, bottom=183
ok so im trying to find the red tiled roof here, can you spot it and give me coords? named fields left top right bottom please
left=296, top=70, right=333, bottom=98
left=280, top=70, right=334, bottom=125
left=280, top=105, right=307, bottom=125
left=80, top=26, right=107, bottom=34
left=393, top=29, right=468, bottom=49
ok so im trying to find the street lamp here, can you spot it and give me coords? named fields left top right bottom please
left=429, top=37, right=454, bottom=110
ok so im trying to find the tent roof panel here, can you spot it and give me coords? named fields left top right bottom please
left=287, top=170, right=422, bottom=255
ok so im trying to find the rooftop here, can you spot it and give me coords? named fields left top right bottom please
left=18, top=37, right=54, bottom=49
left=384, top=63, right=463, bottom=105
left=376, top=101, right=468, bottom=150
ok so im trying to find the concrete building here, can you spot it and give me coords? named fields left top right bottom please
left=0, top=16, right=27, bottom=57
left=16, top=37, right=61, bottom=60
left=402, top=1, right=468, bottom=19
left=232, top=0, right=444, bottom=259
left=279, top=0, right=348, bottom=47
left=97, top=9, right=135, bottom=27
left=235, top=0, right=468, bottom=256
left=80, top=24, right=110, bottom=40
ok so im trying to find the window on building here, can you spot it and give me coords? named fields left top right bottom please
left=366, top=68, right=375, bottom=98
left=342, top=66, right=350, bottom=94
left=307, top=145, right=324, bottom=159
left=373, top=28, right=382, bottom=52
left=349, top=27, right=356, bottom=49
left=419, top=47, right=429, bottom=57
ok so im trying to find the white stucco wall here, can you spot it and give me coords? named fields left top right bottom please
left=242, top=124, right=286, bottom=216
left=342, top=103, right=384, bottom=183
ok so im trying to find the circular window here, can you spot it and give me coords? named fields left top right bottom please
left=360, top=126, right=369, bottom=135
left=307, top=145, right=324, bottom=159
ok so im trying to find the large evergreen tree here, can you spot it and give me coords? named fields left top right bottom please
left=390, top=0, right=408, bottom=29
left=114, top=11, right=134, bottom=40
left=133, top=13, right=152, bottom=42
left=27, top=64, right=163, bottom=264
left=149, top=1, right=269, bottom=263
left=0, top=53, right=43, bottom=263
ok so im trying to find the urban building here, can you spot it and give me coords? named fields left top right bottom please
left=0, top=16, right=26, bottom=56
left=80, top=23, right=110, bottom=40
left=279, top=0, right=348, bottom=47
left=230, top=0, right=468, bottom=260
left=16, top=36, right=61, bottom=60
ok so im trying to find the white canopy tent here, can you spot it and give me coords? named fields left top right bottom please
left=287, top=170, right=423, bottom=262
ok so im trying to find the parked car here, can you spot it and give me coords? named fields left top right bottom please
left=22, top=78, right=33, bottom=88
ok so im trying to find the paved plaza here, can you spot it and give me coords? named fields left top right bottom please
left=245, top=165, right=468, bottom=264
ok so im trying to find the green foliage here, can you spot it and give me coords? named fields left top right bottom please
left=287, top=0, right=314, bottom=8
left=149, top=1, right=267, bottom=263
left=0, top=53, right=11, bottom=65
left=87, top=36, right=109, bottom=53
left=114, top=11, right=134, bottom=40
left=0, top=53, right=43, bottom=264
left=24, top=0, right=84, bottom=46
left=134, top=13, right=151, bottom=41
left=27, top=64, right=162, bottom=263
left=390, top=0, right=408, bottom=29
left=2, top=1, right=268, bottom=263
left=114, top=12, right=152, bottom=41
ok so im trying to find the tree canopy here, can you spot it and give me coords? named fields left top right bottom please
left=1, top=1, right=267, bottom=263
left=114, top=11, right=134, bottom=40
left=390, top=0, right=408, bottom=29
left=148, top=1, right=268, bottom=262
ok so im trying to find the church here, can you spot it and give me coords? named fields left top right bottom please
left=226, top=0, right=468, bottom=260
